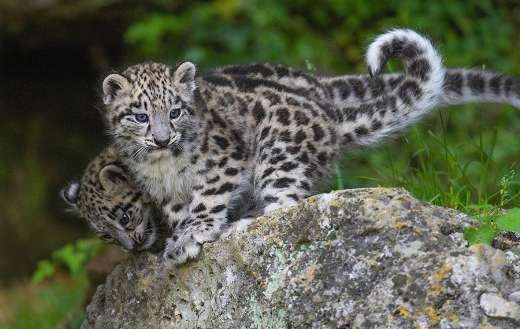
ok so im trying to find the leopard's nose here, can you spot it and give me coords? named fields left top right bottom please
left=154, top=137, right=170, bottom=148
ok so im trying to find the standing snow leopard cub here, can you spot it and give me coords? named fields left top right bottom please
left=99, top=29, right=447, bottom=264
left=86, top=29, right=520, bottom=264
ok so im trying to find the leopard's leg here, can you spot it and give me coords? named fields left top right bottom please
left=161, top=200, right=189, bottom=228
left=163, top=167, right=241, bottom=265
left=253, top=139, right=325, bottom=216
left=224, top=201, right=261, bottom=236
left=257, top=172, right=312, bottom=214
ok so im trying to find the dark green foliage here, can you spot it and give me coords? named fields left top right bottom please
left=124, top=0, right=520, bottom=72
left=123, top=0, right=520, bottom=239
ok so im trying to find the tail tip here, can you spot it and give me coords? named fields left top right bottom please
left=366, top=28, right=441, bottom=78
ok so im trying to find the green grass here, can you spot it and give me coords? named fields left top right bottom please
left=331, top=104, right=520, bottom=245
left=333, top=106, right=520, bottom=221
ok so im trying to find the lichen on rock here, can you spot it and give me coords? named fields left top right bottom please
left=81, top=188, right=520, bottom=329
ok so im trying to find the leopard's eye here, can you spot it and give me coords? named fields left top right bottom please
left=134, top=113, right=149, bottom=123
left=119, top=213, right=130, bottom=226
left=170, top=108, right=181, bottom=120
left=100, top=234, right=113, bottom=242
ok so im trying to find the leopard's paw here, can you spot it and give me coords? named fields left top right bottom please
left=162, top=236, right=201, bottom=266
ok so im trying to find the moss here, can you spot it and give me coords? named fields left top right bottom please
left=246, top=296, right=287, bottom=329
left=427, top=282, right=445, bottom=300
left=446, top=311, right=459, bottom=324
left=264, top=249, right=287, bottom=299
left=397, top=306, right=414, bottom=320
left=422, top=306, right=440, bottom=326
left=306, top=195, right=318, bottom=205
left=393, top=222, right=410, bottom=230
left=327, top=198, right=342, bottom=209
left=478, top=321, right=496, bottom=329
left=434, top=263, right=452, bottom=282
left=137, top=275, right=151, bottom=292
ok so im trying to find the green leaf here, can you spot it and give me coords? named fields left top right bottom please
left=52, top=244, right=85, bottom=275
left=51, top=239, right=102, bottom=275
left=32, top=260, right=55, bottom=283
left=464, top=223, right=496, bottom=246
left=495, top=208, right=520, bottom=232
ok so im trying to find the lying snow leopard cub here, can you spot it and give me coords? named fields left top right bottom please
left=90, top=29, right=520, bottom=264
left=61, top=146, right=161, bottom=252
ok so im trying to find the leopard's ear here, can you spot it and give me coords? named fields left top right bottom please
left=61, top=181, right=81, bottom=208
left=99, top=164, right=130, bottom=193
left=172, top=62, right=197, bottom=99
left=102, top=73, right=130, bottom=105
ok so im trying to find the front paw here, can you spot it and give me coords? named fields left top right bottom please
left=162, top=237, right=201, bottom=266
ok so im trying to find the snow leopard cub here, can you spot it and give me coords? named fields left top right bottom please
left=81, top=29, right=520, bottom=264
left=61, top=146, right=161, bottom=252
left=97, top=29, right=450, bottom=265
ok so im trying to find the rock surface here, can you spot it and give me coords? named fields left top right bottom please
left=81, top=188, right=520, bottom=329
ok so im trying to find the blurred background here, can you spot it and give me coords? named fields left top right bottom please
left=1, top=1, right=519, bottom=328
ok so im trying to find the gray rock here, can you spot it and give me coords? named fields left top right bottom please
left=509, top=291, right=520, bottom=303
left=81, top=188, right=520, bottom=329
left=480, top=293, right=520, bottom=322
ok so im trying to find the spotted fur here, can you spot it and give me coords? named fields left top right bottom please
left=90, top=29, right=520, bottom=265
left=61, top=146, right=160, bottom=252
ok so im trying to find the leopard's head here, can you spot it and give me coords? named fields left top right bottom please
left=61, top=149, right=160, bottom=251
left=100, top=62, right=199, bottom=160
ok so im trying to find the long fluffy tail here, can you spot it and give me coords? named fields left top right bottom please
left=321, top=70, right=520, bottom=110
left=215, top=34, right=520, bottom=133
left=442, top=69, right=520, bottom=108
left=336, top=29, right=446, bottom=146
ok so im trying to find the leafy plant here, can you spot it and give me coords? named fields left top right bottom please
left=32, top=260, right=55, bottom=284
left=32, top=239, right=103, bottom=283
left=464, top=170, right=520, bottom=245
left=495, top=208, right=520, bottom=232
left=464, top=223, right=496, bottom=246
left=465, top=209, right=520, bottom=246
